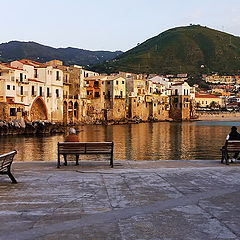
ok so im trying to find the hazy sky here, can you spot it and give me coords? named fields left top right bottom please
left=2, top=0, right=240, bottom=51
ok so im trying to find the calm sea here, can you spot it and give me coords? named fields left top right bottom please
left=1, top=121, right=240, bottom=162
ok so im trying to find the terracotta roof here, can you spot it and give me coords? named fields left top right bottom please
left=195, top=94, right=220, bottom=98
left=18, top=59, right=47, bottom=67
left=84, top=76, right=106, bottom=80
left=28, top=79, right=44, bottom=83
left=172, top=83, right=184, bottom=86
left=0, top=64, right=23, bottom=70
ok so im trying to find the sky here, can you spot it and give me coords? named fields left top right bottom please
left=1, top=0, right=240, bottom=52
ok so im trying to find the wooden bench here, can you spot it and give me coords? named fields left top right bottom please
left=0, top=150, right=17, bottom=183
left=57, top=142, right=114, bottom=168
left=221, top=140, right=240, bottom=165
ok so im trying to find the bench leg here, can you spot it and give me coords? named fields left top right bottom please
left=225, top=153, right=229, bottom=165
left=110, top=153, right=113, bottom=168
left=221, top=150, right=224, bottom=163
left=8, top=171, right=17, bottom=184
left=76, top=155, right=79, bottom=165
left=64, top=155, right=67, bottom=166
left=57, top=154, right=61, bottom=168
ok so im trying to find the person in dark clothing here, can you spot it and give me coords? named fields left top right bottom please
left=225, top=126, right=240, bottom=162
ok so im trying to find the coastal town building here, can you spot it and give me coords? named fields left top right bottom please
left=84, top=75, right=107, bottom=122
left=1, top=59, right=198, bottom=123
left=195, top=94, right=224, bottom=109
left=10, top=59, right=64, bottom=122
left=46, top=60, right=89, bottom=124
left=204, top=75, right=236, bottom=85
left=169, top=82, right=193, bottom=120
left=104, top=76, right=126, bottom=121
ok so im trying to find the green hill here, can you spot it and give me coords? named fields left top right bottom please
left=92, top=25, right=240, bottom=75
left=0, top=41, right=122, bottom=66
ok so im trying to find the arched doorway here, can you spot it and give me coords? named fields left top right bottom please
left=68, top=101, right=73, bottom=123
left=74, top=102, right=79, bottom=120
left=63, top=101, right=68, bottom=124
left=30, top=97, right=48, bottom=121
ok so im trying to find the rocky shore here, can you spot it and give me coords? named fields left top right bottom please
left=0, top=119, right=65, bottom=136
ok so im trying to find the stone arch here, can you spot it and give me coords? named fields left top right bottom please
left=74, top=101, right=79, bottom=120
left=30, top=97, right=48, bottom=121
left=63, top=101, right=68, bottom=124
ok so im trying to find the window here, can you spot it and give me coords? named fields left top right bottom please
left=32, top=86, right=35, bottom=96
left=20, top=73, right=23, bottom=82
left=122, top=81, right=124, bottom=84
left=56, top=71, right=60, bottom=80
left=13, top=86, right=15, bottom=90
left=20, top=86, right=23, bottom=95
left=56, top=89, right=59, bottom=98
left=175, top=89, right=178, bottom=95
left=34, top=69, right=38, bottom=78
left=116, top=81, right=118, bottom=85
left=120, top=91, right=123, bottom=98
left=7, top=85, right=10, bottom=90
left=39, top=87, right=43, bottom=96
left=107, top=81, right=110, bottom=85
left=95, top=92, right=100, bottom=98
left=47, top=88, right=50, bottom=97
left=174, top=97, right=178, bottom=103
left=10, top=108, right=16, bottom=116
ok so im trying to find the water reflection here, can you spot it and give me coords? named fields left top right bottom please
left=0, top=121, right=238, bottom=161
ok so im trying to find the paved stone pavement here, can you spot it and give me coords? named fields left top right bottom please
left=0, top=160, right=240, bottom=240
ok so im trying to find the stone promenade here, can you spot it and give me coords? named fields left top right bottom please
left=0, top=160, right=240, bottom=240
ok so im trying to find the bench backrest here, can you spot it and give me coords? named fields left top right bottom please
left=58, top=142, right=113, bottom=154
left=0, top=150, right=17, bottom=171
left=226, top=140, right=240, bottom=151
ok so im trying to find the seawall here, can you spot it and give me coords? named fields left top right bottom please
left=197, top=111, right=240, bottom=121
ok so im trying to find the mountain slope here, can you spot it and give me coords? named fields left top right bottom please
left=92, top=25, right=240, bottom=75
left=0, top=41, right=122, bottom=66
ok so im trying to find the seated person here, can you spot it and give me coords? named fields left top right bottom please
left=64, top=128, right=79, bottom=165
left=65, top=128, right=79, bottom=142
left=224, top=126, right=240, bottom=162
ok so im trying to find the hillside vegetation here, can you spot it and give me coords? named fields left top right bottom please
left=92, top=25, right=240, bottom=75
left=0, top=41, right=122, bottom=66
